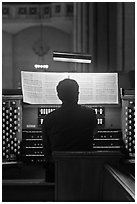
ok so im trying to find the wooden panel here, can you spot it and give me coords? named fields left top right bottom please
left=53, top=151, right=123, bottom=201
left=56, top=158, right=102, bottom=201
left=124, top=3, right=135, bottom=72
left=96, top=3, right=108, bottom=71
left=108, top=3, right=117, bottom=71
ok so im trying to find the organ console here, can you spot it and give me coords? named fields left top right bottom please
left=2, top=72, right=135, bottom=202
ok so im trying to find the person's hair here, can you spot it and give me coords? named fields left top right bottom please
left=56, top=78, right=79, bottom=103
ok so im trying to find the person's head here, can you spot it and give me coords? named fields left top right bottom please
left=56, top=78, right=79, bottom=104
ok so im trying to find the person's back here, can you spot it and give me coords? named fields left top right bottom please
left=42, top=78, right=97, bottom=159
left=43, top=103, right=96, bottom=152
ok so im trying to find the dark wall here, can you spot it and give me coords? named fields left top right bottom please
left=89, top=2, right=135, bottom=74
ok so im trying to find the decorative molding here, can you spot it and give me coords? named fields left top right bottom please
left=2, top=3, right=73, bottom=34
left=2, top=3, right=73, bottom=20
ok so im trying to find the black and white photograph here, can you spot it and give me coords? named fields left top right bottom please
left=2, top=1, right=135, bottom=202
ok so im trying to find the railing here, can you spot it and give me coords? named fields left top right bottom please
left=103, top=164, right=135, bottom=201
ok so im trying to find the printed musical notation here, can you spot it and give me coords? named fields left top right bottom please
left=21, top=71, right=118, bottom=104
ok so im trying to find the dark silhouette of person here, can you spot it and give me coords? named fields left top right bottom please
left=42, top=78, right=97, bottom=181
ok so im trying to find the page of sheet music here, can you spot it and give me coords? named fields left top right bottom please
left=21, top=71, right=118, bottom=104
left=69, top=73, right=118, bottom=104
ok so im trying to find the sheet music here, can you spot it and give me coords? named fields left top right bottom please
left=21, top=71, right=68, bottom=104
left=69, top=73, right=118, bottom=104
left=21, top=71, right=118, bottom=104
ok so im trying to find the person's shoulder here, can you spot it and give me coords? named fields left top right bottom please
left=46, top=107, right=60, bottom=119
left=79, top=104, right=94, bottom=112
left=79, top=105, right=96, bottom=116
left=42, top=108, right=62, bottom=127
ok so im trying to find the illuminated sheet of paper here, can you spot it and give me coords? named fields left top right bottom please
left=21, top=71, right=68, bottom=104
left=69, top=73, right=119, bottom=104
left=21, top=72, right=118, bottom=104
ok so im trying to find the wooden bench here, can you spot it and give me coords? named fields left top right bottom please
left=53, top=151, right=123, bottom=201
